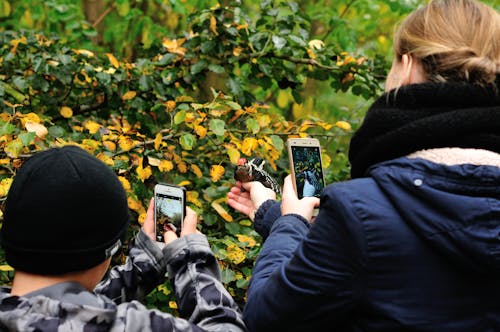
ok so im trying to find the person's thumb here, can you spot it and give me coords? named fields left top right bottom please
left=282, top=175, right=297, bottom=198
left=164, top=230, right=178, bottom=244
left=180, top=207, right=198, bottom=236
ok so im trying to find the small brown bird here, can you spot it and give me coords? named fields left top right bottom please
left=234, top=157, right=281, bottom=194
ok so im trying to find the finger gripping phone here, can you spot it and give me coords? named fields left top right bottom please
left=287, top=138, right=326, bottom=199
left=154, top=184, right=186, bottom=241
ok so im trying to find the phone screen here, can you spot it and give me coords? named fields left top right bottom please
left=290, top=145, right=325, bottom=199
left=155, top=192, right=184, bottom=241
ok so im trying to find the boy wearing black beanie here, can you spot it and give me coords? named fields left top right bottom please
left=0, top=146, right=246, bottom=331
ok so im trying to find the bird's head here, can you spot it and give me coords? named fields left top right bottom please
left=237, top=157, right=248, bottom=166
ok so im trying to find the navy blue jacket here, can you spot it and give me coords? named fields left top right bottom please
left=244, top=157, right=500, bottom=331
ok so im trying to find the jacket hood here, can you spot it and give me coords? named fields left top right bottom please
left=0, top=282, right=116, bottom=330
left=368, top=156, right=500, bottom=274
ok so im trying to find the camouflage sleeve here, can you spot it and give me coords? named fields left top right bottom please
left=96, top=230, right=246, bottom=331
left=94, top=229, right=167, bottom=303
left=165, top=233, right=247, bottom=331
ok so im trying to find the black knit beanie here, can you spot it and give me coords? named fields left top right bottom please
left=2, top=146, right=130, bottom=275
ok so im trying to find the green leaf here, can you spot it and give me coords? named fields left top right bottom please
left=48, top=125, right=66, bottom=138
left=209, top=119, right=226, bottom=136
left=227, top=78, right=242, bottom=96
left=174, top=110, right=187, bottom=125
left=236, top=278, right=248, bottom=289
left=200, top=40, right=216, bottom=53
left=221, top=268, right=236, bottom=284
left=288, top=34, right=307, bottom=47
left=18, top=132, right=35, bottom=146
left=225, top=101, right=241, bottom=110
left=0, top=0, right=11, bottom=17
left=179, top=133, right=196, bottom=150
left=116, top=0, right=130, bottom=17
left=272, top=35, right=286, bottom=50
left=190, top=59, right=208, bottom=75
left=270, top=135, right=284, bottom=151
left=208, top=64, right=225, bottom=74
left=4, top=139, right=23, bottom=158
left=246, top=118, right=259, bottom=134
left=0, top=121, right=16, bottom=135
left=225, top=222, right=241, bottom=235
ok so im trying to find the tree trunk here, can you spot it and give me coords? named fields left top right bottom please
left=83, top=0, right=105, bottom=45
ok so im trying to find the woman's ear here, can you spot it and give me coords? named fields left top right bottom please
left=402, top=54, right=426, bottom=85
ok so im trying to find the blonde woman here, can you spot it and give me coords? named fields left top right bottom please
left=228, top=0, right=500, bottom=330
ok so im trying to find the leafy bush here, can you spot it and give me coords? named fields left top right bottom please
left=0, top=2, right=387, bottom=310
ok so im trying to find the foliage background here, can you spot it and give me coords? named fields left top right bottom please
left=0, top=0, right=498, bottom=312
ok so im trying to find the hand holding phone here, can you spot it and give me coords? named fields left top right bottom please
left=154, top=184, right=186, bottom=242
left=287, top=138, right=326, bottom=199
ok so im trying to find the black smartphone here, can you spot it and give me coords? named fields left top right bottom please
left=154, top=183, right=186, bottom=241
left=287, top=138, right=326, bottom=199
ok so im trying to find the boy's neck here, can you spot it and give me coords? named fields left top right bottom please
left=10, top=259, right=111, bottom=296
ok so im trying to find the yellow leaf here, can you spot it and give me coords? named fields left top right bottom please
left=194, top=125, right=207, bottom=138
left=138, top=212, right=146, bottom=225
left=256, top=114, right=271, bottom=128
left=241, top=137, right=258, bottom=156
left=233, top=46, right=243, bottom=57
left=341, top=73, right=354, bottom=84
left=307, top=48, right=316, bottom=59
left=186, top=190, right=202, bottom=207
left=177, top=161, right=188, bottom=173
left=317, top=121, right=333, bottom=130
left=121, top=91, right=137, bottom=101
left=158, top=160, right=174, bottom=173
left=59, top=106, right=73, bottom=118
left=103, top=141, right=116, bottom=151
left=118, top=176, right=131, bottom=191
left=184, top=112, right=196, bottom=123
left=335, top=120, right=352, bottom=131
left=118, top=136, right=134, bottom=151
left=136, top=163, right=152, bottom=182
left=85, top=121, right=101, bottom=134
left=19, top=112, right=41, bottom=126
left=177, top=180, right=191, bottom=187
left=0, top=113, right=11, bottom=122
left=96, top=152, right=114, bottom=166
left=81, top=139, right=101, bottom=153
left=73, top=49, right=95, bottom=57
left=162, top=37, right=186, bottom=56
left=212, top=201, right=233, bottom=222
left=226, top=147, right=240, bottom=165
left=210, top=165, right=225, bottom=182
left=148, top=156, right=161, bottom=166
left=0, top=265, right=13, bottom=272
left=226, top=244, right=245, bottom=264
left=209, top=15, right=218, bottom=35
left=0, top=177, right=13, bottom=198
left=322, top=153, right=331, bottom=169
left=106, top=53, right=119, bottom=68
left=169, top=301, right=178, bottom=309
left=154, top=132, right=162, bottom=150
left=165, top=100, right=176, bottom=112
left=191, top=164, right=203, bottom=178
left=128, top=196, right=146, bottom=214
left=25, top=121, right=48, bottom=138
left=237, top=234, right=256, bottom=247
left=308, top=39, right=325, bottom=50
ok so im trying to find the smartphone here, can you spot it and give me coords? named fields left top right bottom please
left=287, top=138, right=326, bottom=199
left=154, top=183, right=186, bottom=241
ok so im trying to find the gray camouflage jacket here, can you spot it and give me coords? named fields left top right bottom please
left=0, top=230, right=247, bottom=331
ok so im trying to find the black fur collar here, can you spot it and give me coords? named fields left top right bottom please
left=348, top=82, right=500, bottom=178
